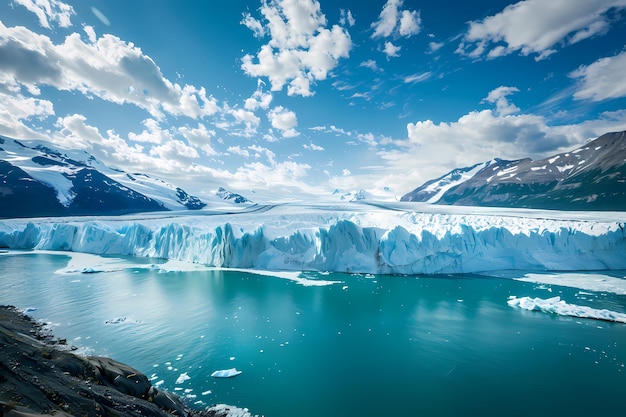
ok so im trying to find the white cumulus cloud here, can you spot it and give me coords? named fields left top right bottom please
left=244, top=80, right=273, bottom=111
left=359, top=59, right=381, bottom=72
left=383, top=41, right=401, bottom=58
left=398, top=10, right=421, bottom=37
left=371, top=0, right=421, bottom=42
left=228, top=146, right=251, bottom=158
left=128, top=118, right=173, bottom=144
left=268, top=106, right=299, bottom=137
left=0, top=21, right=220, bottom=120
left=571, top=49, right=626, bottom=101
left=340, top=9, right=355, bottom=27
left=0, top=91, right=54, bottom=139
left=370, top=0, right=420, bottom=58
left=54, top=114, right=219, bottom=175
left=13, top=0, right=74, bottom=29
left=178, top=123, right=217, bottom=156
left=303, top=143, right=324, bottom=151
left=458, top=0, right=626, bottom=60
left=380, top=100, right=626, bottom=194
left=150, top=139, right=199, bottom=162
left=241, top=0, right=352, bottom=97
left=482, top=86, right=521, bottom=116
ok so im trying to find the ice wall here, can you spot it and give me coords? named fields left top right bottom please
left=0, top=207, right=624, bottom=275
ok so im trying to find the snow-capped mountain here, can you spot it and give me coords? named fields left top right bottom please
left=0, top=136, right=211, bottom=218
left=401, top=131, right=626, bottom=211
left=215, top=187, right=250, bottom=204
left=332, top=188, right=374, bottom=202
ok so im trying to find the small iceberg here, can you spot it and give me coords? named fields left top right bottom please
left=211, top=368, right=242, bottom=378
left=175, top=372, right=191, bottom=384
left=104, top=316, right=141, bottom=325
left=508, top=296, right=626, bottom=323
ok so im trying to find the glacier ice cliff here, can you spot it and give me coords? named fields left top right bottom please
left=0, top=204, right=624, bottom=275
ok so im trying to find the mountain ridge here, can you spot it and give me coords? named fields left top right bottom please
left=0, top=136, right=249, bottom=218
left=401, top=131, right=626, bottom=211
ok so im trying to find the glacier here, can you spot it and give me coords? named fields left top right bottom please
left=0, top=203, right=624, bottom=275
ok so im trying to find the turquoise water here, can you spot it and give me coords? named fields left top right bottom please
left=1, top=252, right=626, bottom=416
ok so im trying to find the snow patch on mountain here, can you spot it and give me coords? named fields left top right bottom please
left=424, top=162, right=489, bottom=203
left=27, top=165, right=76, bottom=207
left=0, top=136, right=211, bottom=214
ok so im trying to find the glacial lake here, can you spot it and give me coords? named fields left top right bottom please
left=1, top=251, right=626, bottom=416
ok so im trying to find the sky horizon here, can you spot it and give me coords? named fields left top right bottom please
left=1, top=0, right=626, bottom=202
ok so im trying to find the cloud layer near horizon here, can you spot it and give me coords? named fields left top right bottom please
left=1, top=0, right=626, bottom=200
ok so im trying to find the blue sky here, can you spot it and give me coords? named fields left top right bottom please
left=1, top=0, right=626, bottom=201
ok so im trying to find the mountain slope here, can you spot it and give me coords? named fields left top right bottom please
left=0, top=136, right=208, bottom=218
left=401, top=131, right=626, bottom=210
left=0, top=160, right=67, bottom=217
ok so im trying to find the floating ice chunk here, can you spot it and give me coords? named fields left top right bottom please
left=514, top=273, right=626, bottom=295
left=508, top=296, right=626, bottom=323
left=207, top=404, right=253, bottom=417
left=202, top=390, right=212, bottom=396
left=227, top=268, right=342, bottom=286
left=104, top=316, right=140, bottom=325
left=104, top=317, right=126, bottom=324
left=211, top=368, right=242, bottom=378
left=175, top=372, right=191, bottom=384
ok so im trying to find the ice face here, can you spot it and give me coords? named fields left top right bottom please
left=0, top=204, right=624, bottom=275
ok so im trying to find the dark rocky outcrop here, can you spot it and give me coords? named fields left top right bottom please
left=0, top=306, right=253, bottom=417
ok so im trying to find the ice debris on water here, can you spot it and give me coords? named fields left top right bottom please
left=211, top=368, right=242, bottom=378
left=508, top=296, right=626, bottom=323
left=104, top=316, right=140, bottom=325
left=206, top=404, right=254, bottom=417
left=175, top=372, right=191, bottom=384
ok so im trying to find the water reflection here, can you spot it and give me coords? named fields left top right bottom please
left=1, top=253, right=625, bottom=416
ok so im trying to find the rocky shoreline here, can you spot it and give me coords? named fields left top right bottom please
left=0, top=306, right=254, bottom=417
